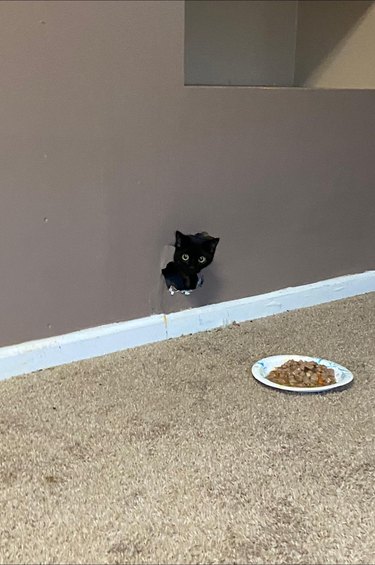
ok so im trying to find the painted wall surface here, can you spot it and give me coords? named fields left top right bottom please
left=295, top=1, right=375, bottom=88
left=0, top=0, right=374, bottom=346
left=185, top=0, right=297, bottom=86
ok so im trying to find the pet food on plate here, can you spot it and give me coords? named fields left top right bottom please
left=267, top=359, right=336, bottom=387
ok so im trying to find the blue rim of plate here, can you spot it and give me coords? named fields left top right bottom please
left=251, top=355, right=354, bottom=393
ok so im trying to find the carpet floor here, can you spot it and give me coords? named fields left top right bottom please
left=0, top=293, right=374, bottom=564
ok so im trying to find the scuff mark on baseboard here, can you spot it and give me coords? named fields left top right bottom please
left=163, top=314, right=169, bottom=338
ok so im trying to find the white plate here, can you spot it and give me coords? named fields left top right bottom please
left=251, top=355, right=353, bottom=393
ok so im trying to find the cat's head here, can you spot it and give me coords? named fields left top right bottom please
left=173, top=230, right=219, bottom=273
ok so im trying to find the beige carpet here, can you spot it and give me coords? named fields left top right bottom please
left=0, top=293, right=374, bottom=565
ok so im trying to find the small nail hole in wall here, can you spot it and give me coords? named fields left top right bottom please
left=43, top=217, right=48, bottom=223
left=47, top=324, right=52, bottom=329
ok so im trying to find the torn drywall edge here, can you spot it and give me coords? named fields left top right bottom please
left=0, top=270, right=374, bottom=381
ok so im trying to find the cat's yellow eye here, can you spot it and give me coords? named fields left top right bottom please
left=198, top=256, right=206, bottom=264
left=182, top=254, right=189, bottom=261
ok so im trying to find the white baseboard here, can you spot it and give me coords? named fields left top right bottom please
left=0, top=270, right=374, bottom=382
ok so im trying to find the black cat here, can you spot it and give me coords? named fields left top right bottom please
left=162, top=231, right=219, bottom=292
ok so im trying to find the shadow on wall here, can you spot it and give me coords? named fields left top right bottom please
left=295, top=0, right=374, bottom=85
left=187, top=266, right=222, bottom=308
left=185, top=0, right=375, bottom=87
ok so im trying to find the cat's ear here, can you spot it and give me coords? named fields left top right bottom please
left=206, top=237, right=220, bottom=254
left=175, top=230, right=186, bottom=248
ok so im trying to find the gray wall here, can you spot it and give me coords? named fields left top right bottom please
left=0, top=0, right=374, bottom=347
left=185, top=0, right=297, bottom=86
left=295, top=1, right=375, bottom=88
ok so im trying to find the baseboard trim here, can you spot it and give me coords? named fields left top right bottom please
left=1, top=270, right=374, bottom=381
